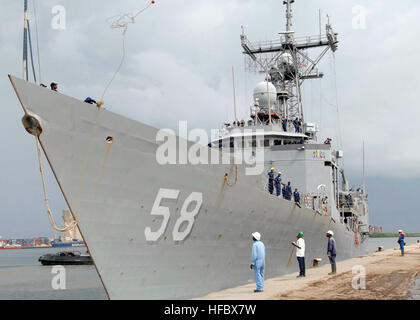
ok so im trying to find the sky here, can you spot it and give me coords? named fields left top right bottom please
left=0, top=0, right=419, bottom=238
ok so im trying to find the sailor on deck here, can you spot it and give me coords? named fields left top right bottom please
left=84, top=97, right=97, bottom=104
left=293, top=118, right=300, bottom=133
left=267, top=168, right=275, bottom=194
left=282, top=117, right=287, bottom=132
left=274, top=173, right=282, bottom=197
left=282, top=185, right=287, bottom=199
left=250, top=232, right=266, bottom=292
left=293, top=188, right=301, bottom=207
left=285, top=182, right=292, bottom=200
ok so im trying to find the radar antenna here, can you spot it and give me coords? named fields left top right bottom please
left=240, top=0, right=339, bottom=122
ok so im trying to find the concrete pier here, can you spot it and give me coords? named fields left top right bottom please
left=198, top=244, right=420, bottom=300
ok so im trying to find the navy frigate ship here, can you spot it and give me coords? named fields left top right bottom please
left=9, top=0, right=369, bottom=299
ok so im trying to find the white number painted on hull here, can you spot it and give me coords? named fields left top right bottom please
left=173, top=192, right=203, bottom=242
left=144, top=188, right=179, bottom=242
left=144, top=188, right=203, bottom=242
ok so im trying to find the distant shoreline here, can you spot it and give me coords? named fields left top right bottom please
left=370, top=232, right=420, bottom=238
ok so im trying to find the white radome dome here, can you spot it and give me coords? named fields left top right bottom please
left=253, top=81, right=277, bottom=109
left=279, top=52, right=294, bottom=66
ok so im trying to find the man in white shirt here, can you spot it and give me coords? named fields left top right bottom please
left=292, top=232, right=305, bottom=277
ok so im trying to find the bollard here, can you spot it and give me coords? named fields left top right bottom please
left=313, top=258, right=322, bottom=267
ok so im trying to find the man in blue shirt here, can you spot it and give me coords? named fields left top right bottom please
left=282, top=185, right=287, bottom=199
left=286, top=182, right=292, bottom=201
left=397, top=230, right=405, bottom=256
left=326, top=230, right=337, bottom=275
left=282, top=117, right=288, bottom=132
left=293, top=118, right=299, bottom=133
left=274, top=173, right=282, bottom=197
left=267, top=168, right=275, bottom=194
left=293, top=188, right=301, bottom=208
left=250, top=232, right=266, bottom=292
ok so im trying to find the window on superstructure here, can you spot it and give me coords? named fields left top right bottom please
left=274, top=140, right=282, bottom=146
left=264, top=139, right=270, bottom=147
left=240, top=136, right=245, bottom=148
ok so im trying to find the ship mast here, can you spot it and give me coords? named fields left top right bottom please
left=240, top=0, right=338, bottom=126
left=285, top=0, right=293, bottom=39
left=22, top=0, right=39, bottom=83
left=23, top=0, right=29, bottom=81
left=363, top=141, right=366, bottom=195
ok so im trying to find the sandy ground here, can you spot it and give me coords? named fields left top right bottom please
left=199, top=244, right=420, bottom=300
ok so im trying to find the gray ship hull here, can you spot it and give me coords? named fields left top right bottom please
left=10, top=76, right=366, bottom=299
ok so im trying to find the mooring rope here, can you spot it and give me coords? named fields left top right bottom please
left=35, top=135, right=77, bottom=232
left=224, top=164, right=239, bottom=187
left=100, top=0, right=155, bottom=102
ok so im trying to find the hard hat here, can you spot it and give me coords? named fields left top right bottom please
left=398, top=230, right=403, bottom=233
left=270, top=168, right=274, bottom=171
left=298, top=232, right=304, bottom=237
left=326, top=230, right=334, bottom=236
left=252, top=232, right=261, bottom=241
left=278, top=172, right=282, bottom=175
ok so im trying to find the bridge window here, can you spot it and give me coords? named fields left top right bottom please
left=274, top=140, right=282, bottom=145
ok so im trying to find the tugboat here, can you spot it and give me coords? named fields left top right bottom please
left=38, top=251, right=93, bottom=265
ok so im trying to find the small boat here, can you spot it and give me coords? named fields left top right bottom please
left=50, top=240, right=86, bottom=248
left=38, top=251, right=93, bottom=265
left=0, top=245, right=22, bottom=250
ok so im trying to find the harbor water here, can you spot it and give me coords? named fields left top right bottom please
left=365, top=236, right=420, bottom=253
left=0, top=237, right=419, bottom=299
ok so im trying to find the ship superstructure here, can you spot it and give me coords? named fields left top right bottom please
left=211, top=0, right=369, bottom=237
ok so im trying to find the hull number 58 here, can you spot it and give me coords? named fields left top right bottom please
left=144, top=188, right=203, bottom=242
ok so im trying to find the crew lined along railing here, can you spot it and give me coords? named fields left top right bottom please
left=263, top=183, right=329, bottom=216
